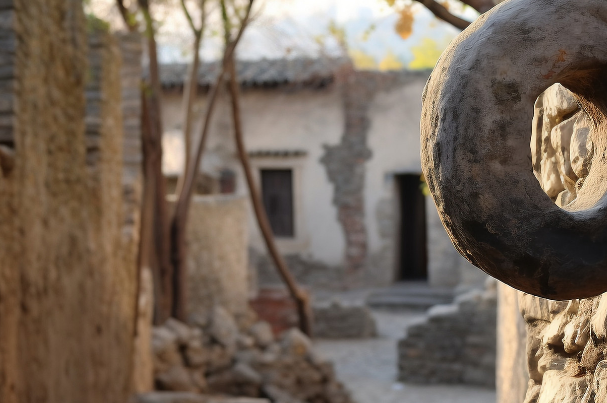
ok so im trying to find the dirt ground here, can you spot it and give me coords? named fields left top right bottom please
left=315, top=310, right=497, bottom=403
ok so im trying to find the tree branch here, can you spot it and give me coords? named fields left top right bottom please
left=413, top=0, right=471, bottom=30
left=116, top=0, right=138, bottom=31
left=180, top=0, right=198, bottom=34
left=226, top=54, right=313, bottom=336
left=459, top=0, right=497, bottom=13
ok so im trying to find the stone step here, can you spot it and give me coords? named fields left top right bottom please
left=366, top=282, right=454, bottom=310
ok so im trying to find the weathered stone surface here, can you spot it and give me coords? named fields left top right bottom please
left=210, top=305, right=239, bottom=351
left=166, top=318, right=194, bottom=345
left=281, top=328, right=313, bottom=358
left=156, top=366, right=200, bottom=393
left=248, top=321, right=274, bottom=348
left=517, top=291, right=607, bottom=403
left=151, top=308, right=353, bottom=403
left=420, top=0, right=607, bottom=300
left=536, top=371, right=587, bottom=403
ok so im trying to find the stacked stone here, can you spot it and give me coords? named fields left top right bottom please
left=398, top=279, right=497, bottom=387
left=313, top=302, right=377, bottom=339
left=152, top=306, right=354, bottom=403
left=84, top=29, right=107, bottom=169
left=0, top=1, right=15, bottom=175
left=116, top=31, right=143, bottom=242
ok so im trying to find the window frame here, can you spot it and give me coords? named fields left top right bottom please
left=249, top=153, right=309, bottom=254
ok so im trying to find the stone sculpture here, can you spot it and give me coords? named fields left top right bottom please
left=420, top=0, right=607, bottom=401
left=421, top=0, right=607, bottom=300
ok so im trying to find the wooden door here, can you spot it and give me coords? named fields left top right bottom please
left=397, top=174, right=428, bottom=280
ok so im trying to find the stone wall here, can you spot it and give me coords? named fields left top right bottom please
left=517, top=292, right=607, bottom=403
left=313, top=302, right=377, bottom=339
left=320, top=66, right=425, bottom=287
left=0, top=3, right=138, bottom=402
left=398, top=280, right=497, bottom=387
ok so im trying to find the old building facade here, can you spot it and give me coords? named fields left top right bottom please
left=160, top=59, right=484, bottom=291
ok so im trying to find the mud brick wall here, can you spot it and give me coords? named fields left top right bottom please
left=0, top=3, right=138, bottom=402
left=184, top=195, right=250, bottom=322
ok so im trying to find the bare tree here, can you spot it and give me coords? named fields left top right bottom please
left=220, top=0, right=313, bottom=336
left=409, top=0, right=502, bottom=30
left=117, top=0, right=174, bottom=322
left=175, top=0, right=208, bottom=195
left=116, top=0, right=313, bottom=332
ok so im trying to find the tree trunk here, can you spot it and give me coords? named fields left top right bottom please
left=175, top=32, right=202, bottom=196
left=139, top=1, right=174, bottom=322
left=170, top=0, right=253, bottom=321
left=225, top=55, right=313, bottom=336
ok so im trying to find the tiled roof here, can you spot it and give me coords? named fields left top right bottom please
left=248, top=149, right=308, bottom=158
left=159, top=57, right=351, bottom=88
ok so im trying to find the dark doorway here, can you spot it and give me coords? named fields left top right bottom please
left=260, top=169, right=294, bottom=237
left=397, top=174, right=428, bottom=280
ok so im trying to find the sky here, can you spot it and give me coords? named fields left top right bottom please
left=89, top=0, right=479, bottom=70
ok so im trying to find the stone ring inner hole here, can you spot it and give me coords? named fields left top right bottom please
left=531, top=83, right=594, bottom=208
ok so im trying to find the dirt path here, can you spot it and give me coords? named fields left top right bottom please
left=315, top=310, right=496, bottom=403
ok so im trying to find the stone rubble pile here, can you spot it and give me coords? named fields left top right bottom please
left=398, top=278, right=497, bottom=387
left=152, top=306, right=354, bottom=403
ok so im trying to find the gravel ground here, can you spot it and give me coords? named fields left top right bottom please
left=315, top=310, right=497, bottom=403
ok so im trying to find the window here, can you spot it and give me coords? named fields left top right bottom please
left=261, top=169, right=294, bottom=237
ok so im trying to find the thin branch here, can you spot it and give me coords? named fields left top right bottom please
left=176, top=0, right=253, bottom=209
left=459, top=0, right=496, bottom=13
left=199, top=0, right=208, bottom=31
left=116, top=0, right=138, bottom=31
left=170, top=0, right=255, bottom=323
left=175, top=0, right=207, bottom=198
left=413, top=0, right=471, bottom=30
left=180, top=0, right=198, bottom=34
left=226, top=54, right=313, bottom=336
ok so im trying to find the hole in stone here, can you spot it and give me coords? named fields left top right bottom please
left=531, top=83, right=594, bottom=208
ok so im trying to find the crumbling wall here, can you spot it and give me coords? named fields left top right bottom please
left=320, top=68, right=444, bottom=288
left=320, top=66, right=373, bottom=285
left=398, top=280, right=497, bottom=387
left=0, top=3, right=138, bottom=402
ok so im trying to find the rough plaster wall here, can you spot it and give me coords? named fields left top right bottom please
left=162, top=70, right=465, bottom=290
left=0, top=4, right=137, bottom=401
left=84, top=27, right=138, bottom=401
left=496, top=283, right=528, bottom=403
left=184, top=195, right=250, bottom=321
left=161, top=86, right=345, bottom=265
